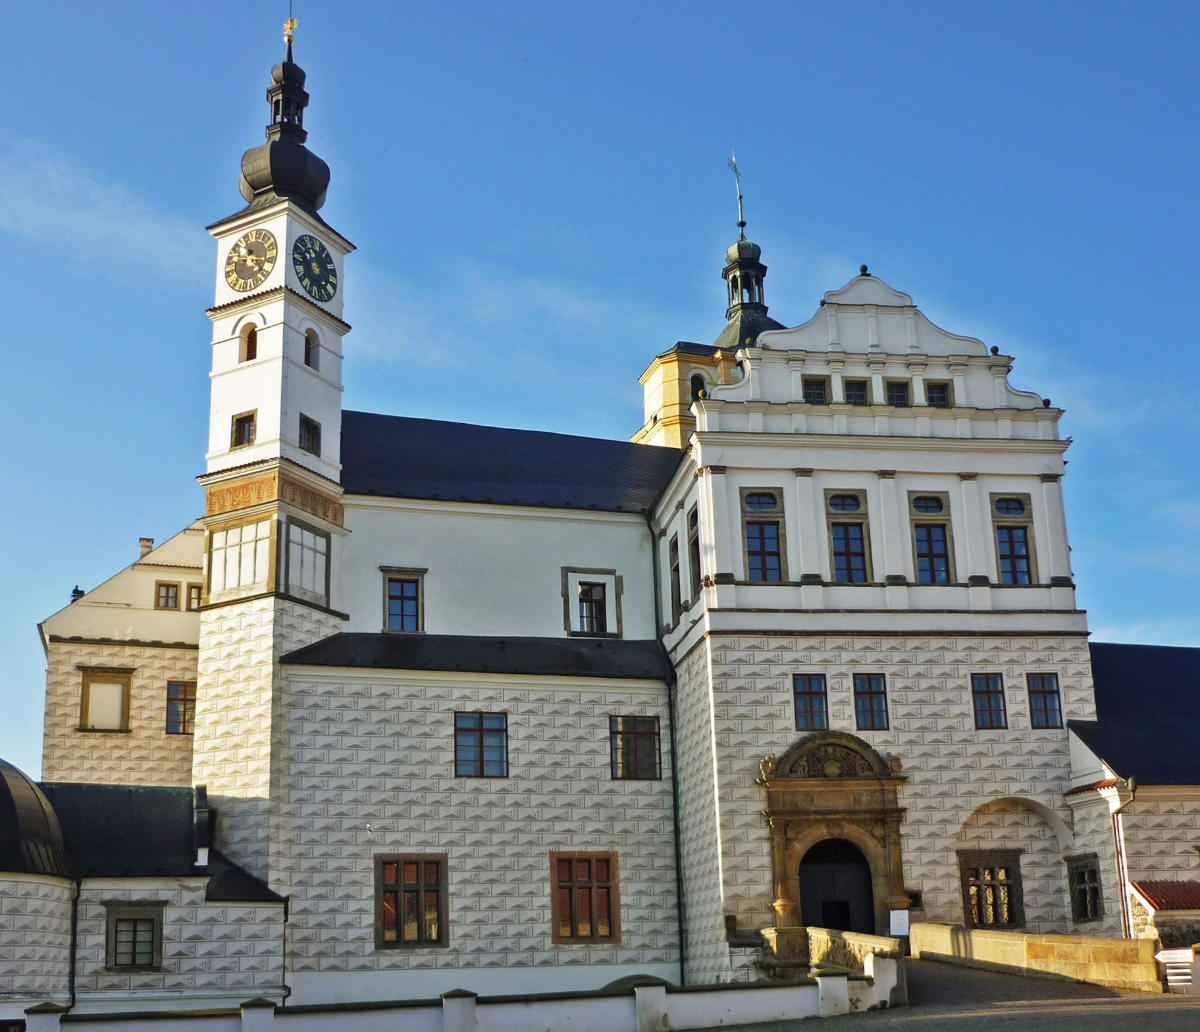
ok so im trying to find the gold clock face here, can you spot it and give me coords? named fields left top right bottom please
left=225, top=229, right=278, bottom=292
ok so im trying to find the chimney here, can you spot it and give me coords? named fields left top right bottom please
left=70, top=586, right=85, bottom=604
left=139, top=537, right=154, bottom=558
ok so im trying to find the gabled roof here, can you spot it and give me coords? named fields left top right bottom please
left=1069, top=642, right=1200, bottom=785
left=340, top=411, right=684, bottom=514
left=283, top=632, right=674, bottom=683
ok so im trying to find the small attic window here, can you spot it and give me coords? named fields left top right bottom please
left=690, top=374, right=706, bottom=402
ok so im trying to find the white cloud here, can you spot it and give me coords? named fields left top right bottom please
left=0, top=138, right=205, bottom=287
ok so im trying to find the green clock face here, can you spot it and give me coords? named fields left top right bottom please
left=292, top=234, right=338, bottom=302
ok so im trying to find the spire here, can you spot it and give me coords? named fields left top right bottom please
left=238, top=19, right=331, bottom=213
left=712, top=155, right=784, bottom=349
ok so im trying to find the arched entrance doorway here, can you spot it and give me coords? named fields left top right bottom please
left=799, top=838, right=874, bottom=932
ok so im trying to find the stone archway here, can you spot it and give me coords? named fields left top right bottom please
left=759, top=731, right=909, bottom=934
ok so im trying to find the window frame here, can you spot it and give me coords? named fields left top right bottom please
left=381, top=567, right=426, bottom=633
left=1066, top=853, right=1103, bottom=923
left=104, top=902, right=165, bottom=970
left=207, top=514, right=276, bottom=599
left=609, top=715, right=662, bottom=780
left=185, top=582, right=203, bottom=611
left=885, top=380, right=910, bottom=407
left=843, top=379, right=870, bottom=406
left=668, top=535, right=682, bottom=622
left=793, top=674, right=829, bottom=732
left=990, top=492, right=1037, bottom=585
left=298, top=413, right=321, bottom=456
left=165, top=680, right=197, bottom=735
left=853, top=673, right=889, bottom=731
left=802, top=377, right=829, bottom=405
left=281, top=518, right=331, bottom=606
left=908, top=490, right=955, bottom=585
left=453, top=711, right=509, bottom=778
left=230, top=409, right=257, bottom=449
left=154, top=581, right=180, bottom=610
left=958, top=849, right=1024, bottom=929
left=971, top=673, right=1008, bottom=730
left=925, top=381, right=952, bottom=408
left=578, top=581, right=609, bottom=634
left=79, top=668, right=133, bottom=733
left=1027, top=673, right=1063, bottom=729
left=562, top=567, right=622, bottom=637
left=740, top=487, right=787, bottom=583
left=825, top=489, right=872, bottom=584
left=374, top=853, right=448, bottom=949
left=550, top=851, right=621, bottom=945
left=687, top=505, right=702, bottom=601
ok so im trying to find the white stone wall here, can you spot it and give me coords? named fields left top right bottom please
left=271, top=668, right=679, bottom=1001
left=41, top=641, right=197, bottom=785
left=671, top=641, right=734, bottom=984
left=695, top=632, right=1094, bottom=936
left=72, top=878, right=284, bottom=1002
left=0, top=873, right=72, bottom=1003
left=193, top=597, right=342, bottom=880
left=1123, top=796, right=1200, bottom=883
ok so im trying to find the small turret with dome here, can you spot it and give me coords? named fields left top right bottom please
left=238, top=18, right=331, bottom=213
left=712, top=157, right=784, bottom=349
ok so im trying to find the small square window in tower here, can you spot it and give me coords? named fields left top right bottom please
left=298, top=414, right=321, bottom=456
left=231, top=411, right=256, bottom=448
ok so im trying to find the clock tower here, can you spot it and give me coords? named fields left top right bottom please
left=192, top=22, right=353, bottom=882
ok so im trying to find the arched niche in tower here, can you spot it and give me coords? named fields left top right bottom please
left=235, top=314, right=266, bottom=364
left=303, top=328, right=320, bottom=371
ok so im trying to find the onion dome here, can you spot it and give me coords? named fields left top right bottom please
left=726, top=234, right=762, bottom=265
left=0, top=757, right=73, bottom=877
left=238, top=27, right=330, bottom=213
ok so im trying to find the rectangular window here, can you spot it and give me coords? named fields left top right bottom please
left=105, top=904, right=163, bottom=969
left=579, top=582, right=608, bottom=634
left=551, top=852, right=619, bottom=944
left=1067, top=854, right=1103, bottom=923
left=742, top=489, right=785, bottom=582
left=885, top=381, right=910, bottom=407
left=284, top=521, right=329, bottom=605
left=668, top=536, right=682, bottom=621
left=383, top=569, right=425, bottom=632
left=1028, top=673, right=1063, bottom=729
left=802, top=377, right=829, bottom=404
left=298, top=414, right=321, bottom=456
left=971, top=673, right=1008, bottom=729
left=375, top=854, right=447, bottom=948
left=208, top=518, right=273, bottom=595
left=914, top=524, right=950, bottom=584
left=154, top=582, right=180, bottom=610
left=610, top=716, right=661, bottom=779
left=826, top=490, right=871, bottom=584
left=959, top=850, right=1023, bottom=929
left=991, top=493, right=1036, bottom=585
left=230, top=410, right=256, bottom=448
left=454, top=712, right=508, bottom=777
left=843, top=379, right=869, bottom=405
left=793, top=674, right=828, bottom=731
left=687, top=506, right=702, bottom=600
left=853, top=673, right=888, bottom=730
left=166, top=681, right=196, bottom=735
left=79, top=669, right=132, bottom=732
left=925, top=381, right=952, bottom=407
left=186, top=583, right=202, bottom=611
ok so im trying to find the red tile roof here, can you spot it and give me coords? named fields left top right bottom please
left=1132, top=880, right=1200, bottom=911
left=1064, top=778, right=1121, bottom=796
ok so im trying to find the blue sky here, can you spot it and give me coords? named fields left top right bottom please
left=1, top=1, right=1197, bottom=776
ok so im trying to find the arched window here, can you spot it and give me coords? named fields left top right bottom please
left=239, top=325, right=258, bottom=363
left=304, top=329, right=320, bottom=371
left=690, top=374, right=706, bottom=402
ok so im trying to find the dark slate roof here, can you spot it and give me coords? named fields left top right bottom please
left=713, top=307, right=785, bottom=350
left=0, top=758, right=73, bottom=877
left=37, top=782, right=281, bottom=900
left=1069, top=642, right=1200, bottom=785
left=283, top=632, right=674, bottom=683
left=340, top=411, right=684, bottom=513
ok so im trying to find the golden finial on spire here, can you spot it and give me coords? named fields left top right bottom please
left=284, top=16, right=297, bottom=45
